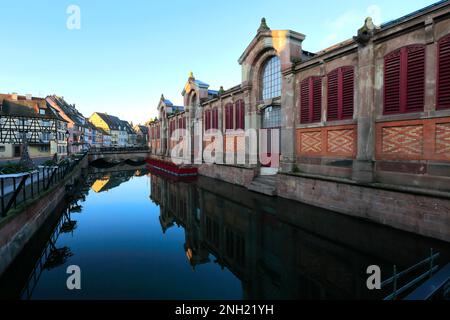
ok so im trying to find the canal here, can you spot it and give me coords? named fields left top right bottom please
left=0, top=166, right=449, bottom=300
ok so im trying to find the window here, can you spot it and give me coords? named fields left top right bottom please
left=300, top=76, right=322, bottom=124
left=225, top=103, right=234, bottom=130
left=39, top=109, right=45, bottom=115
left=384, top=45, right=425, bottom=114
left=327, top=67, right=354, bottom=121
left=262, top=106, right=281, bottom=128
left=235, top=100, right=245, bottom=130
left=204, top=109, right=211, bottom=131
left=178, top=117, right=186, bottom=131
left=0, top=146, right=5, bottom=152
left=437, top=34, right=450, bottom=110
left=41, top=132, right=50, bottom=142
left=169, top=121, right=176, bottom=136
left=212, top=107, right=218, bottom=129
left=262, top=56, right=282, bottom=100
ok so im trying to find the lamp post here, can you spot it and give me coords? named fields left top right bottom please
left=65, top=130, right=70, bottom=158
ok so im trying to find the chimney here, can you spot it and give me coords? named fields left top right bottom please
left=11, top=92, right=18, bottom=101
left=26, top=94, right=32, bottom=101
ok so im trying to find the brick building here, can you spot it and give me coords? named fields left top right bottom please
left=149, top=2, right=450, bottom=190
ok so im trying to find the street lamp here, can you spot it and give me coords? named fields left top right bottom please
left=65, top=130, right=70, bottom=157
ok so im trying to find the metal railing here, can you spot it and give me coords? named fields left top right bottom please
left=0, top=153, right=87, bottom=219
left=382, top=249, right=441, bottom=300
left=89, top=146, right=149, bottom=153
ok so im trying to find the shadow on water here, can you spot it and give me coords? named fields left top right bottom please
left=0, top=166, right=449, bottom=300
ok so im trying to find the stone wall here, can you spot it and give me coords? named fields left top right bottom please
left=198, top=164, right=257, bottom=188
left=277, top=172, right=450, bottom=242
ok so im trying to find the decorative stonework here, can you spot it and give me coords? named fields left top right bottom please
left=300, top=131, right=322, bottom=153
left=381, top=125, right=423, bottom=156
left=328, top=129, right=355, bottom=155
left=375, top=118, right=450, bottom=161
left=297, top=125, right=357, bottom=158
left=436, top=123, right=450, bottom=155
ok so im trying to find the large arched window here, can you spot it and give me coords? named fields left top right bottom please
left=261, top=56, right=282, bottom=100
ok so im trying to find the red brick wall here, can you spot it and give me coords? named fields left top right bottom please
left=375, top=117, right=450, bottom=161
left=296, top=124, right=357, bottom=158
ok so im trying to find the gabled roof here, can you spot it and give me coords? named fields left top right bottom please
left=94, top=112, right=122, bottom=130
left=195, top=79, right=209, bottom=89
left=121, top=120, right=135, bottom=134
left=0, top=94, right=62, bottom=120
left=47, top=95, right=86, bottom=126
left=135, top=125, right=149, bottom=134
left=163, top=99, right=174, bottom=106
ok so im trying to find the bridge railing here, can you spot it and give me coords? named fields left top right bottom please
left=0, top=152, right=87, bottom=219
left=381, top=249, right=442, bottom=300
left=89, top=146, right=149, bottom=153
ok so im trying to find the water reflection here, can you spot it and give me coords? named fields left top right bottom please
left=0, top=168, right=448, bottom=300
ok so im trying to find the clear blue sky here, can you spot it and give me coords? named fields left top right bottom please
left=0, top=0, right=438, bottom=124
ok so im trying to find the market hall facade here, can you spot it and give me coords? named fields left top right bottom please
left=148, top=2, right=450, bottom=242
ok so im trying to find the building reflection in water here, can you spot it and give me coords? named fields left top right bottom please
left=1, top=168, right=448, bottom=300
left=148, top=171, right=450, bottom=300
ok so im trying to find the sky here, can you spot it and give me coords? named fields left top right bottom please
left=0, top=0, right=439, bottom=124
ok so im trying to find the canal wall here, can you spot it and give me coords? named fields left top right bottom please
left=198, top=164, right=257, bottom=187
left=277, top=173, right=450, bottom=243
left=0, top=157, right=88, bottom=276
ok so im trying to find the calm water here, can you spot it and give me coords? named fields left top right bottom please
left=0, top=167, right=449, bottom=300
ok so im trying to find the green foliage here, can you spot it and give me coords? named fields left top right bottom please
left=43, top=160, right=58, bottom=167
left=292, top=165, right=301, bottom=174
left=0, top=162, right=33, bottom=174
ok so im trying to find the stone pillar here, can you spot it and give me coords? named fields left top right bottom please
left=217, top=99, right=224, bottom=164
left=424, top=17, right=436, bottom=114
left=352, top=41, right=376, bottom=183
left=280, top=71, right=296, bottom=172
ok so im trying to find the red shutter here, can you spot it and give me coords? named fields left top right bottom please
left=212, top=108, right=218, bottom=129
left=300, top=79, right=310, bottom=124
left=327, top=70, right=339, bottom=121
left=384, top=45, right=425, bottom=114
left=241, top=101, right=245, bottom=129
left=438, top=35, right=450, bottom=110
left=225, top=104, right=230, bottom=129
left=225, top=103, right=234, bottom=130
left=230, top=104, right=234, bottom=129
left=342, top=67, right=354, bottom=119
left=206, top=110, right=211, bottom=130
left=312, top=77, right=322, bottom=122
left=384, top=49, right=402, bottom=114
left=235, top=100, right=245, bottom=130
left=406, top=45, right=425, bottom=112
left=300, top=77, right=322, bottom=123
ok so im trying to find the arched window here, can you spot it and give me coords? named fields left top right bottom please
left=261, top=56, right=282, bottom=100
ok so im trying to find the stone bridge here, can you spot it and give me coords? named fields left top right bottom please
left=88, top=148, right=150, bottom=164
